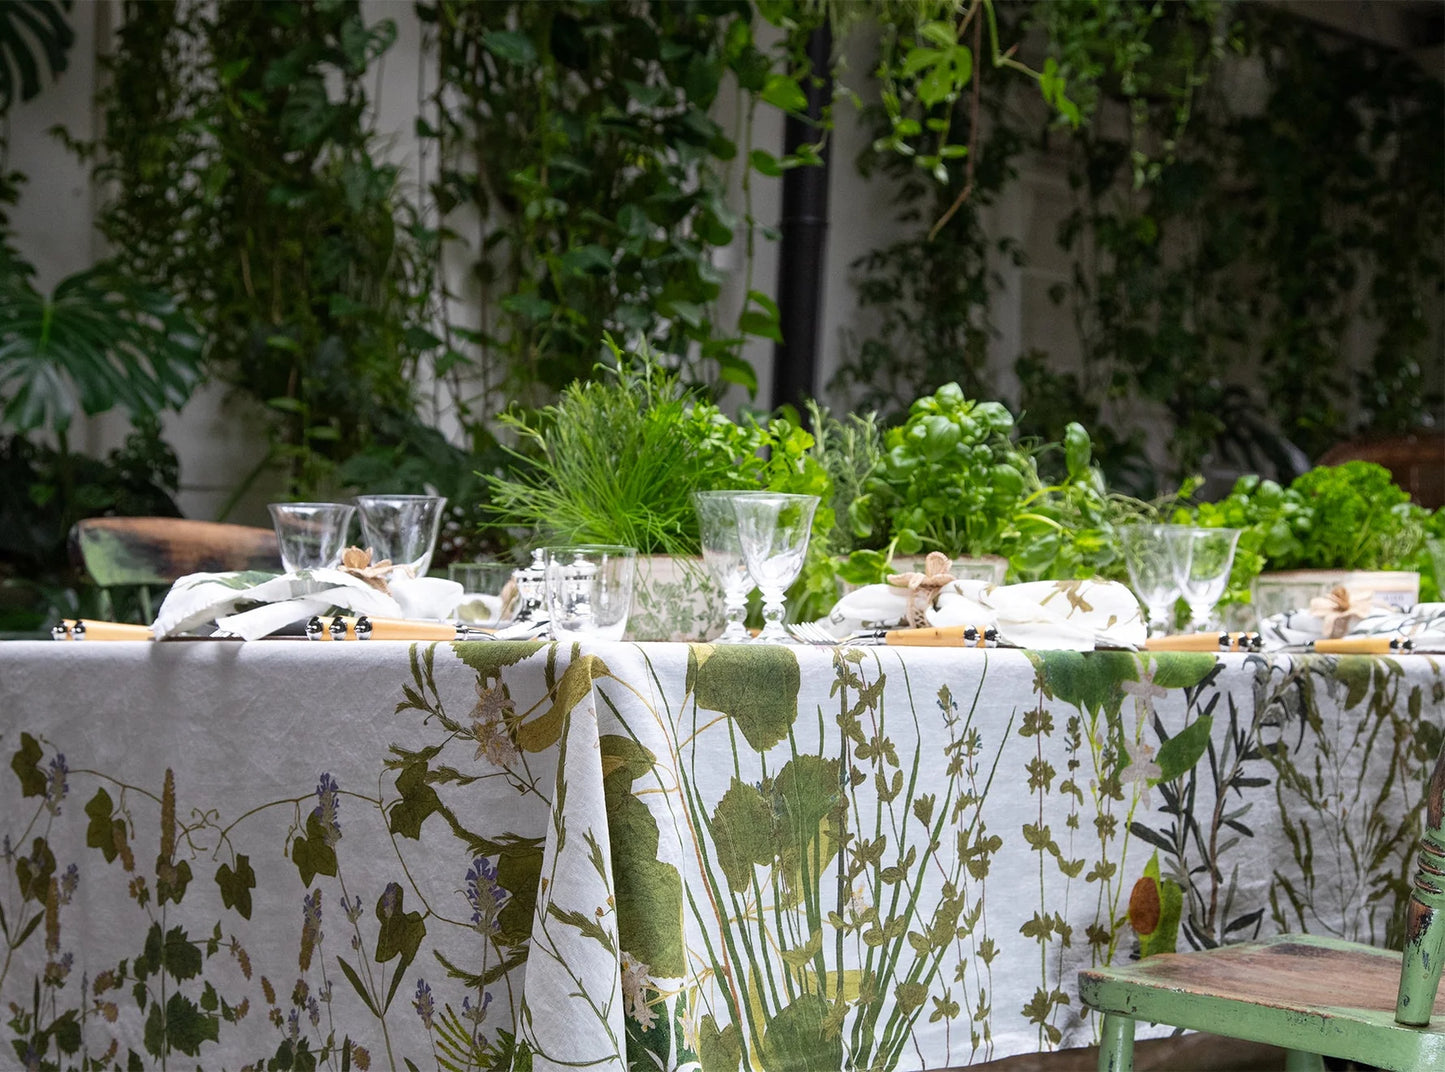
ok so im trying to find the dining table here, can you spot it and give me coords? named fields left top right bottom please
left=0, top=636, right=1440, bottom=1071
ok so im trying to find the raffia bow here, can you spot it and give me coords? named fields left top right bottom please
left=340, top=546, right=393, bottom=595
left=886, top=551, right=957, bottom=628
left=1308, top=585, right=1376, bottom=639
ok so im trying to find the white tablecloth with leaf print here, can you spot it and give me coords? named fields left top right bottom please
left=0, top=640, right=1440, bottom=1070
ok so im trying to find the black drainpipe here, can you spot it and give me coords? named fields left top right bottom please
left=770, top=22, right=833, bottom=419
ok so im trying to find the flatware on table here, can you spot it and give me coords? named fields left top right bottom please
left=52, top=619, right=155, bottom=641
left=1308, top=636, right=1416, bottom=654
left=306, top=615, right=546, bottom=642
left=786, top=621, right=999, bottom=647
left=1144, top=631, right=1261, bottom=652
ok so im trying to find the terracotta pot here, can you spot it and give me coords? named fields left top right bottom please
left=624, top=555, right=726, bottom=643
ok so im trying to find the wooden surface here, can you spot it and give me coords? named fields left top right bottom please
left=71, top=516, right=281, bottom=586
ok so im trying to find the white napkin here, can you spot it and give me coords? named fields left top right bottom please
left=825, top=578, right=1147, bottom=651
left=1259, top=601, right=1445, bottom=651
left=153, top=569, right=404, bottom=641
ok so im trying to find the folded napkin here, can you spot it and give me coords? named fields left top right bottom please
left=824, top=577, right=1147, bottom=651
left=152, top=570, right=463, bottom=641
left=1258, top=600, right=1445, bottom=652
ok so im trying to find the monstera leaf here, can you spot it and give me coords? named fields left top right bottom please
left=0, top=0, right=74, bottom=113
left=0, top=252, right=203, bottom=434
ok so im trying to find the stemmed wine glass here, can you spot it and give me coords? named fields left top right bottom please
left=692, top=491, right=754, bottom=643
left=1166, top=526, right=1241, bottom=632
left=1118, top=524, right=1182, bottom=636
left=730, top=492, right=819, bottom=644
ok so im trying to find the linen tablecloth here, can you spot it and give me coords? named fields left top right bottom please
left=0, top=640, right=1440, bottom=1070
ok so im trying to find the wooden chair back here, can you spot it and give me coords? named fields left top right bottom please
left=69, top=516, right=281, bottom=622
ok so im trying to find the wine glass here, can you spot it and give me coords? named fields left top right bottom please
left=1167, top=526, right=1241, bottom=632
left=730, top=493, right=819, bottom=644
left=692, top=491, right=754, bottom=642
left=1118, top=524, right=1182, bottom=636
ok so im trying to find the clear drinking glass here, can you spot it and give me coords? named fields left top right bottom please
left=730, top=493, right=819, bottom=644
left=543, top=545, right=637, bottom=642
left=692, top=491, right=755, bottom=642
left=1118, top=524, right=1182, bottom=636
left=354, top=494, right=448, bottom=578
left=267, top=502, right=356, bottom=573
left=447, top=561, right=519, bottom=627
left=1167, top=526, right=1241, bottom=632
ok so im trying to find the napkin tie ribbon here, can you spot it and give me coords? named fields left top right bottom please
left=886, top=551, right=957, bottom=628
left=340, top=546, right=393, bottom=595
left=1309, top=585, right=1376, bottom=639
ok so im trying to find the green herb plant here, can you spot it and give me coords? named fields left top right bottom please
left=1185, top=461, right=1429, bottom=604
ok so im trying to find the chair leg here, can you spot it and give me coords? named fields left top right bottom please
left=1283, top=1050, right=1325, bottom=1072
left=1096, top=1013, right=1135, bottom=1072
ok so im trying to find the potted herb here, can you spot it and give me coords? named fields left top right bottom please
left=1186, top=462, right=1429, bottom=620
left=481, top=341, right=832, bottom=640
left=835, top=383, right=1124, bottom=586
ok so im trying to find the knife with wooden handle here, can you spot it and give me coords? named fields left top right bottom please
left=53, top=619, right=155, bottom=641
left=1309, top=636, right=1415, bottom=654
left=308, top=615, right=505, bottom=641
left=884, top=624, right=998, bottom=647
left=1144, top=631, right=1261, bottom=652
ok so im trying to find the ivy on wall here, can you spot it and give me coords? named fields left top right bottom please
left=834, top=1, right=1445, bottom=495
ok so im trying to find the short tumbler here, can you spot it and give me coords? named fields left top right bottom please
left=355, top=494, right=448, bottom=578
left=268, top=502, right=356, bottom=573
left=543, top=545, right=637, bottom=642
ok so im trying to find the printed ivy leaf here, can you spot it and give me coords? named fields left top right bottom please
left=693, top=644, right=800, bottom=752
left=1153, top=714, right=1214, bottom=783
left=159, top=991, right=218, bottom=1056
left=84, top=788, right=127, bottom=864
left=389, top=761, right=441, bottom=840
left=374, top=884, right=425, bottom=1013
left=516, top=654, right=605, bottom=753
left=497, top=844, right=544, bottom=947
left=14, top=836, right=55, bottom=903
left=1146, top=652, right=1217, bottom=690
left=711, top=778, right=775, bottom=892
left=761, top=994, right=842, bottom=1072
left=697, top=1014, right=742, bottom=1072
left=49, top=1009, right=80, bottom=1055
left=215, top=855, right=255, bottom=919
left=155, top=856, right=192, bottom=906
left=292, top=812, right=338, bottom=887
left=1028, top=650, right=1131, bottom=717
left=11, top=732, right=45, bottom=797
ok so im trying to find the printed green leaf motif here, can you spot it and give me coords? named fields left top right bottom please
left=215, top=855, right=255, bottom=919
left=625, top=981, right=672, bottom=1067
left=761, top=994, right=843, bottom=1072
left=389, top=761, right=441, bottom=839
left=292, top=812, right=338, bottom=887
left=14, top=836, right=55, bottom=903
left=452, top=639, right=545, bottom=677
left=135, top=923, right=204, bottom=984
left=159, top=991, right=218, bottom=1056
left=698, top=1015, right=742, bottom=1072
left=11, top=732, right=45, bottom=797
left=1028, top=650, right=1132, bottom=716
left=693, top=644, right=800, bottom=752
left=374, top=886, right=425, bottom=966
left=84, top=787, right=126, bottom=864
left=1138, top=852, right=1183, bottom=957
left=336, top=956, right=380, bottom=1017
left=1153, top=715, right=1214, bottom=783
left=1147, top=652, right=1217, bottom=690
left=609, top=792, right=684, bottom=976
left=155, top=855, right=192, bottom=905
left=773, top=755, right=845, bottom=899
left=516, top=653, right=605, bottom=753
left=711, top=778, right=775, bottom=892
left=1335, top=655, right=1375, bottom=710
left=497, top=844, right=544, bottom=947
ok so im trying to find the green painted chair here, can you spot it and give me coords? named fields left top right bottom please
left=1079, top=745, right=1445, bottom=1072
left=70, top=516, right=281, bottom=623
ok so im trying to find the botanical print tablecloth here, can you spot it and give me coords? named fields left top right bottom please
left=0, top=640, right=1440, bottom=1071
